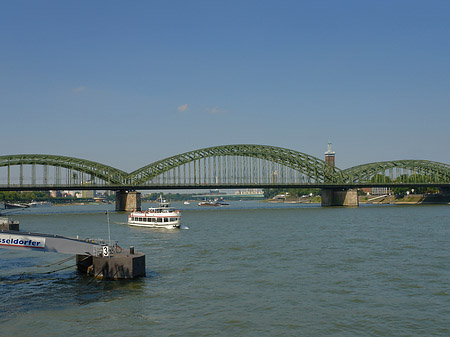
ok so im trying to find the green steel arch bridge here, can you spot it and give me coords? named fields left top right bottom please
left=1, top=144, right=450, bottom=191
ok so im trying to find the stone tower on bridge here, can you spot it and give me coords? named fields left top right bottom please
left=325, top=142, right=336, bottom=166
left=321, top=142, right=359, bottom=207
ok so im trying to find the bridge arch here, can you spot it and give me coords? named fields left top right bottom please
left=342, top=160, right=450, bottom=184
left=0, top=154, right=127, bottom=186
left=2, top=148, right=449, bottom=190
left=129, top=144, right=347, bottom=186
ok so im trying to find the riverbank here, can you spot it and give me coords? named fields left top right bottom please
left=359, top=194, right=450, bottom=205
left=267, top=194, right=450, bottom=205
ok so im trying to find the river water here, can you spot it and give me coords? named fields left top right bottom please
left=0, top=201, right=448, bottom=336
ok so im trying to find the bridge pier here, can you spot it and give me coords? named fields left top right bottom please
left=321, top=188, right=359, bottom=207
left=439, top=187, right=450, bottom=196
left=115, top=191, right=141, bottom=212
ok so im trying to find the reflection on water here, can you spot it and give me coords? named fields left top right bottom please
left=0, top=265, right=149, bottom=323
left=0, top=202, right=449, bottom=336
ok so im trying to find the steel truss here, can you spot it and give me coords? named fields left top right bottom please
left=1, top=147, right=449, bottom=189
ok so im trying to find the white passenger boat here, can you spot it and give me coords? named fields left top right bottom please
left=128, top=201, right=181, bottom=229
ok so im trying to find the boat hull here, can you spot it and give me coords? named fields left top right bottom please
left=128, top=221, right=181, bottom=229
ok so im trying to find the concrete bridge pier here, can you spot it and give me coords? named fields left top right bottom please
left=439, top=187, right=450, bottom=196
left=321, top=188, right=359, bottom=207
left=115, top=190, right=141, bottom=212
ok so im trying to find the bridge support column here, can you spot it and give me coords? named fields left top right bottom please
left=321, top=188, right=359, bottom=207
left=115, top=191, right=141, bottom=212
left=439, top=187, right=450, bottom=196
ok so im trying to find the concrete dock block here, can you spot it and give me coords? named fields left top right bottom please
left=76, top=251, right=146, bottom=279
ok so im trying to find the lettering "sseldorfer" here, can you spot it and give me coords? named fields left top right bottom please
left=0, top=234, right=46, bottom=249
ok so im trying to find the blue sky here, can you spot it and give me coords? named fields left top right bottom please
left=1, top=0, right=449, bottom=172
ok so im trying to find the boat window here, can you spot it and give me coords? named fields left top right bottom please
left=164, top=218, right=168, bottom=222
left=157, top=218, right=162, bottom=222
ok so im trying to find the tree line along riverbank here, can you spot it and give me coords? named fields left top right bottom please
left=1, top=190, right=449, bottom=206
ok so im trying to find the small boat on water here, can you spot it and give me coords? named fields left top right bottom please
left=128, top=200, right=181, bottom=229
left=4, top=202, right=30, bottom=209
left=198, top=198, right=229, bottom=207
left=28, top=201, right=52, bottom=207
left=183, top=201, right=190, bottom=205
